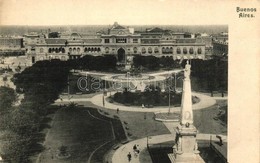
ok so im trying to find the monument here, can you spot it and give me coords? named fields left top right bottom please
left=168, top=61, right=205, bottom=163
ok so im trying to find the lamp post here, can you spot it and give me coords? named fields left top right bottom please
left=174, top=72, right=177, bottom=91
left=168, top=72, right=172, bottom=115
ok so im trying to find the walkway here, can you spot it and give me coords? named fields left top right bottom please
left=55, top=91, right=217, bottom=112
left=76, top=69, right=183, bottom=78
left=90, top=91, right=217, bottom=112
left=112, top=133, right=227, bottom=163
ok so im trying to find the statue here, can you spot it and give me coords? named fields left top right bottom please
left=184, top=60, right=191, bottom=79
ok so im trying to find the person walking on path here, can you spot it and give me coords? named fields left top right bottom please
left=127, top=152, right=132, bottom=162
left=117, top=108, right=119, bottom=114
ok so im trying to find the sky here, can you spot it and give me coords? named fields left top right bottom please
left=0, top=0, right=244, bottom=26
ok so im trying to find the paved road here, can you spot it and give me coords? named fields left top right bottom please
left=55, top=92, right=217, bottom=112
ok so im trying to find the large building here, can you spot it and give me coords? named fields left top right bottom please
left=0, top=37, right=23, bottom=51
left=25, top=22, right=206, bottom=64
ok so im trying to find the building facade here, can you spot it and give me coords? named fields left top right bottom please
left=0, top=37, right=23, bottom=51
left=25, top=22, right=206, bottom=64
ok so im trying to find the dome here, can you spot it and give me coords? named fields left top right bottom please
left=70, top=33, right=82, bottom=39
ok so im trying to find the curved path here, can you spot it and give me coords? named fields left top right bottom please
left=90, top=91, right=217, bottom=112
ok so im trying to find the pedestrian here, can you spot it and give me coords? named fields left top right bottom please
left=133, top=144, right=137, bottom=151
left=127, top=152, right=131, bottom=162
left=117, top=108, right=119, bottom=114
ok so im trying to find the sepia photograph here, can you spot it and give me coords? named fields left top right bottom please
left=0, top=0, right=259, bottom=163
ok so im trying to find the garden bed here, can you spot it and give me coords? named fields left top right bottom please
left=112, top=91, right=199, bottom=107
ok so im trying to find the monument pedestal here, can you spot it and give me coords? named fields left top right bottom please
left=169, top=125, right=204, bottom=163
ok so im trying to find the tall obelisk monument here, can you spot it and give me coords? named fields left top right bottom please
left=169, top=61, right=204, bottom=163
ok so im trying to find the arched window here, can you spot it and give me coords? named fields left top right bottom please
left=97, top=48, right=101, bottom=52
left=141, top=47, right=146, bottom=54
left=84, top=48, right=88, bottom=52
left=148, top=47, right=152, bottom=54
left=105, top=47, right=109, bottom=53
left=197, top=48, right=202, bottom=54
left=87, top=48, right=91, bottom=52
left=177, top=48, right=181, bottom=54
left=154, top=47, right=159, bottom=53
left=94, top=47, right=97, bottom=51
left=77, top=48, right=80, bottom=52
left=59, top=47, right=62, bottom=53
left=48, top=48, right=52, bottom=53
left=183, top=47, right=187, bottom=54
left=166, top=47, right=170, bottom=54
left=170, top=47, right=173, bottom=53
left=69, top=48, right=72, bottom=52
left=133, top=47, right=138, bottom=53
left=73, top=48, right=76, bottom=52
left=55, top=48, right=59, bottom=53
left=91, top=48, right=94, bottom=52
left=40, top=48, right=44, bottom=53
left=189, top=48, right=194, bottom=54
left=162, top=47, right=166, bottom=54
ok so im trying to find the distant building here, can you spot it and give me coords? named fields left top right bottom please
left=24, top=22, right=206, bottom=64
left=212, top=32, right=228, bottom=58
left=0, top=37, right=23, bottom=50
left=212, top=40, right=228, bottom=57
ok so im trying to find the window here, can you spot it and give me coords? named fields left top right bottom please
left=141, top=47, right=146, bottom=54
left=177, top=47, right=181, bottom=54
left=40, top=48, right=44, bottom=53
left=162, top=47, right=166, bottom=54
left=105, top=47, right=109, bottom=53
left=77, top=48, right=80, bottom=53
left=154, top=47, right=159, bottom=53
left=166, top=47, right=170, bottom=54
left=189, top=48, right=194, bottom=54
left=69, top=48, right=72, bottom=52
left=148, top=47, right=152, bottom=54
left=62, top=48, right=65, bottom=53
left=197, top=48, right=202, bottom=54
left=183, top=47, right=187, bottom=54
left=116, top=38, right=126, bottom=43
left=133, top=39, right=138, bottom=43
left=133, top=47, right=138, bottom=53
left=170, top=47, right=173, bottom=53
left=105, top=39, right=110, bottom=43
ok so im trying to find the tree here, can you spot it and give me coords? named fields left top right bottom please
left=0, top=86, right=17, bottom=113
left=0, top=131, right=32, bottom=162
left=48, top=32, right=59, bottom=38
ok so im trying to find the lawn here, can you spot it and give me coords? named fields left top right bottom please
left=78, top=101, right=171, bottom=140
left=115, top=111, right=170, bottom=140
left=37, top=106, right=125, bottom=163
left=193, top=100, right=228, bottom=134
